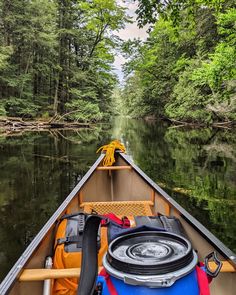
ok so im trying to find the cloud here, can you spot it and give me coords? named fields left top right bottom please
left=117, top=22, right=147, bottom=41
left=113, top=1, right=148, bottom=82
left=113, top=55, right=127, bottom=81
left=114, top=55, right=127, bottom=68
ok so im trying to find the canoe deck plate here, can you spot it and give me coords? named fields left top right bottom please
left=80, top=200, right=154, bottom=216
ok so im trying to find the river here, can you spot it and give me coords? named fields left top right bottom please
left=0, top=117, right=235, bottom=281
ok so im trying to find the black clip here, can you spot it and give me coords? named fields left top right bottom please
left=93, top=282, right=102, bottom=295
left=204, top=251, right=222, bottom=278
left=57, top=237, right=70, bottom=245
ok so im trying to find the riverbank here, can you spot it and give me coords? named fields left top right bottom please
left=1, top=116, right=236, bottom=137
left=0, top=117, right=92, bottom=135
left=139, top=116, right=236, bottom=129
left=165, top=118, right=236, bottom=129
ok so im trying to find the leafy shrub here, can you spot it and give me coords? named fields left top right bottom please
left=0, top=101, right=6, bottom=116
left=65, top=99, right=102, bottom=122
left=4, top=98, right=40, bottom=118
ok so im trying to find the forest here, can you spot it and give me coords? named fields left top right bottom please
left=0, top=0, right=126, bottom=122
left=0, top=0, right=235, bottom=125
left=121, top=0, right=236, bottom=125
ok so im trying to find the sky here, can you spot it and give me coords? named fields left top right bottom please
left=113, top=0, right=148, bottom=82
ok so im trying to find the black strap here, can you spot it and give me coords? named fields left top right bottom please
left=77, top=215, right=102, bottom=295
left=60, top=212, right=84, bottom=220
left=134, top=216, right=163, bottom=228
left=57, top=235, right=82, bottom=245
left=160, top=215, right=187, bottom=238
left=134, top=215, right=188, bottom=238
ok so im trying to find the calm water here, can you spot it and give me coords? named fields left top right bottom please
left=0, top=118, right=236, bottom=281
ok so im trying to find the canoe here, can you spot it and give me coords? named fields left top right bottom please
left=0, top=151, right=235, bottom=295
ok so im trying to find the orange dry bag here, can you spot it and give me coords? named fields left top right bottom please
left=52, top=213, right=107, bottom=295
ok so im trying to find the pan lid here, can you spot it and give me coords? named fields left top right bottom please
left=106, top=231, right=195, bottom=275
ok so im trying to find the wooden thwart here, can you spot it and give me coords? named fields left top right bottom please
left=19, top=261, right=236, bottom=281
left=19, top=268, right=81, bottom=281
left=208, top=261, right=236, bottom=273
left=96, top=166, right=132, bottom=171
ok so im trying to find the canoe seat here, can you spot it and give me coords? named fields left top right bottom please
left=80, top=200, right=154, bottom=216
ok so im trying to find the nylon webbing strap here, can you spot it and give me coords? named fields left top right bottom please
left=77, top=215, right=103, bottom=295
left=60, top=212, right=84, bottom=220
left=57, top=235, right=82, bottom=245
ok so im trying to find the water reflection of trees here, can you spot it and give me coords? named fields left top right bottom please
left=0, top=120, right=235, bottom=281
left=112, top=118, right=236, bottom=252
left=0, top=127, right=112, bottom=281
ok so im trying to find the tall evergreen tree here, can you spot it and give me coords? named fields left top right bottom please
left=0, top=0, right=126, bottom=121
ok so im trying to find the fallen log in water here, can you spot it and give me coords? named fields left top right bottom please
left=167, top=118, right=236, bottom=128
left=0, top=117, right=91, bottom=132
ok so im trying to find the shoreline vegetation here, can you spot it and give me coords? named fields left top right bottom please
left=118, top=1, right=236, bottom=124
left=164, top=118, right=236, bottom=129
left=0, top=0, right=127, bottom=124
left=0, top=116, right=92, bottom=135
left=0, top=1, right=235, bottom=128
left=0, top=115, right=235, bottom=137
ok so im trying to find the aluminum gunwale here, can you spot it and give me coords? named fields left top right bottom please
left=120, top=152, right=236, bottom=268
left=0, top=154, right=105, bottom=295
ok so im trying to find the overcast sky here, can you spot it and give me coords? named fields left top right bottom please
left=113, top=0, right=147, bottom=82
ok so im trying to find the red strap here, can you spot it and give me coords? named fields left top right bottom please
left=198, top=262, right=212, bottom=283
left=99, top=268, right=118, bottom=295
left=196, top=265, right=211, bottom=295
left=122, top=216, right=130, bottom=228
left=100, top=265, right=211, bottom=295
left=101, top=213, right=130, bottom=228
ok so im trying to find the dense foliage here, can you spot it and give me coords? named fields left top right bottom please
left=0, top=0, right=126, bottom=121
left=122, top=0, right=236, bottom=124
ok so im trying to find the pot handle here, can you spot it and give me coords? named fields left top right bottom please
left=204, top=251, right=222, bottom=278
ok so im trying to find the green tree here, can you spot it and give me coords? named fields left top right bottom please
left=121, top=0, right=236, bottom=124
left=166, top=7, right=236, bottom=123
left=0, top=0, right=58, bottom=117
left=0, top=0, right=126, bottom=121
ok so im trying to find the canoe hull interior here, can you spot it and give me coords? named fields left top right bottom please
left=0, top=153, right=235, bottom=295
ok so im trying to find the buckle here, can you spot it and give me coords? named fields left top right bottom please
left=101, top=218, right=110, bottom=226
left=64, top=237, right=70, bottom=244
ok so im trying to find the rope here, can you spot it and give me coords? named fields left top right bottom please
left=96, top=140, right=126, bottom=166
